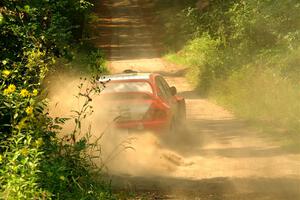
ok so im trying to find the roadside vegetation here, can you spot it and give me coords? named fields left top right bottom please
left=155, top=0, right=300, bottom=143
left=0, top=0, right=113, bottom=199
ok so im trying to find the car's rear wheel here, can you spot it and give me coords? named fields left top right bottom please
left=177, top=100, right=186, bottom=131
left=159, top=118, right=176, bottom=144
left=162, top=101, right=186, bottom=135
left=159, top=100, right=186, bottom=143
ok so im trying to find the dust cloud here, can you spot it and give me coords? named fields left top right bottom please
left=46, top=72, right=300, bottom=199
left=47, top=73, right=184, bottom=177
left=47, top=73, right=300, bottom=179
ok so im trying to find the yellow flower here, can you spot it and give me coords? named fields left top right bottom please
left=0, top=155, right=2, bottom=163
left=35, top=138, right=44, bottom=147
left=32, top=89, right=38, bottom=96
left=3, top=84, right=16, bottom=95
left=20, top=89, right=30, bottom=97
left=20, top=148, right=29, bottom=156
left=25, top=106, right=33, bottom=115
left=59, top=176, right=65, bottom=181
left=3, top=89, right=9, bottom=95
left=2, top=70, right=11, bottom=78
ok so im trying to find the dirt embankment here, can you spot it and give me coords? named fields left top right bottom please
left=79, top=0, right=300, bottom=199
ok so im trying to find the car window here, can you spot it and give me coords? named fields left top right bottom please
left=158, top=76, right=172, bottom=98
left=155, top=77, right=169, bottom=101
left=102, top=81, right=153, bottom=93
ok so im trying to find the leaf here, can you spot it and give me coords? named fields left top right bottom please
left=3, top=102, right=11, bottom=108
left=74, top=138, right=87, bottom=152
left=55, top=117, right=70, bottom=124
left=0, top=13, right=4, bottom=25
left=52, top=125, right=63, bottom=130
left=13, top=112, right=18, bottom=119
left=24, top=5, right=31, bottom=13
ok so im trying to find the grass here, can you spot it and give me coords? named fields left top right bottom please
left=155, top=0, right=300, bottom=149
left=164, top=37, right=300, bottom=148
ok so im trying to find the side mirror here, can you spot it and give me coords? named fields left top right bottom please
left=170, top=86, right=177, bottom=96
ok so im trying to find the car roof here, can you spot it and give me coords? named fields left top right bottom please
left=98, top=73, right=153, bottom=82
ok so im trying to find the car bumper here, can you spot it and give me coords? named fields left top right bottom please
left=116, top=120, right=169, bottom=132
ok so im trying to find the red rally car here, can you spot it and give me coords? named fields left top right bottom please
left=98, top=71, right=186, bottom=133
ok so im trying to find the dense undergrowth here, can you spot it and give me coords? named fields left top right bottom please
left=155, top=0, right=300, bottom=138
left=0, top=0, right=113, bottom=199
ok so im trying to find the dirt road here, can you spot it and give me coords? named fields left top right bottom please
left=91, top=0, right=300, bottom=199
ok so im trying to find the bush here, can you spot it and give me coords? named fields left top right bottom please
left=38, top=78, right=114, bottom=199
left=165, top=35, right=221, bottom=93
left=87, top=49, right=108, bottom=74
left=0, top=0, right=114, bottom=199
left=159, top=0, right=300, bottom=67
left=0, top=76, right=115, bottom=199
left=159, top=0, right=300, bottom=136
left=51, top=46, right=109, bottom=76
left=211, top=66, right=300, bottom=130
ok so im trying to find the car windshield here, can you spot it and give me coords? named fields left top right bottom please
left=102, top=81, right=153, bottom=94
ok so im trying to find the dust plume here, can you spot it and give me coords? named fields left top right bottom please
left=46, top=72, right=300, bottom=200
left=46, top=73, right=184, bottom=177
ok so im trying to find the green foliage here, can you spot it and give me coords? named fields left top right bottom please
left=159, top=0, right=300, bottom=135
left=0, top=0, right=114, bottom=199
left=87, top=49, right=108, bottom=74
left=211, top=66, right=300, bottom=130
left=159, top=0, right=300, bottom=69
left=1, top=134, right=46, bottom=199
left=165, top=35, right=221, bottom=93
left=154, top=5, right=200, bottom=50
left=0, top=77, right=115, bottom=199
left=52, top=46, right=109, bottom=76
left=37, top=78, right=114, bottom=199
left=0, top=81, right=54, bottom=199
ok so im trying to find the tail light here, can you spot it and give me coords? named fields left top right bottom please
left=143, top=104, right=167, bottom=120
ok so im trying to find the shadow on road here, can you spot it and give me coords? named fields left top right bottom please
left=162, top=119, right=300, bottom=159
left=110, top=175, right=300, bottom=200
left=91, top=0, right=162, bottom=61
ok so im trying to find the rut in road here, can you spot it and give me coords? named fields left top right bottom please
left=89, top=0, right=300, bottom=199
